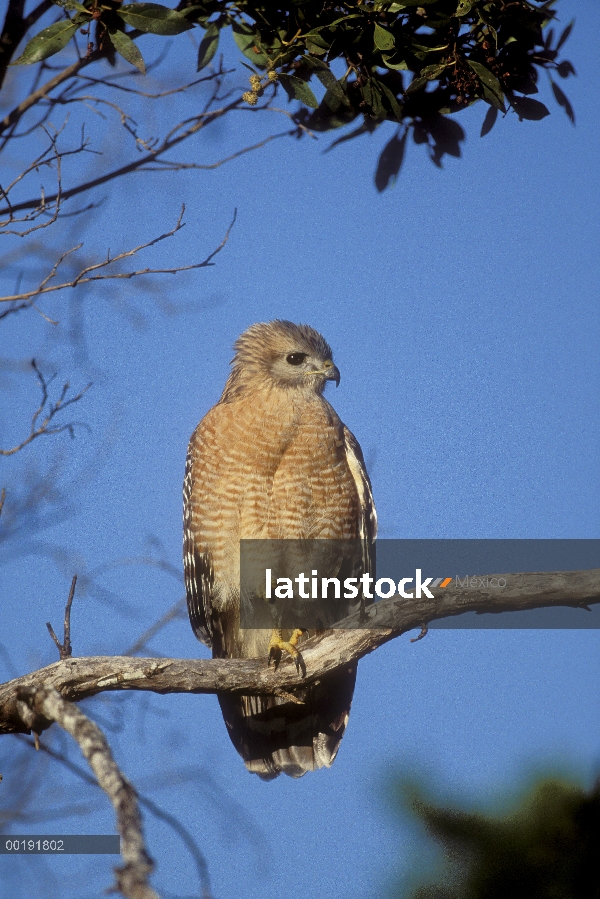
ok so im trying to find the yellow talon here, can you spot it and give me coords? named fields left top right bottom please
left=268, top=628, right=307, bottom=675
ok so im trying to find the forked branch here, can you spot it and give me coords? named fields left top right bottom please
left=0, top=205, right=236, bottom=307
left=0, top=360, right=91, bottom=456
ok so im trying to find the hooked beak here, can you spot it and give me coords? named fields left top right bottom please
left=323, top=359, right=340, bottom=387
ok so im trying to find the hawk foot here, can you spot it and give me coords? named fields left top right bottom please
left=268, top=628, right=307, bottom=677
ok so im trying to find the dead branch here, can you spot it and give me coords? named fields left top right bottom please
left=0, top=205, right=236, bottom=306
left=0, top=91, right=293, bottom=217
left=1, top=568, right=599, bottom=736
left=1, top=57, right=95, bottom=138
left=0, top=359, right=91, bottom=456
left=15, top=733, right=213, bottom=898
left=46, top=574, right=76, bottom=660
left=0, top=124, right=94, bottom=236
left=15, top=686, right=160, bottom=899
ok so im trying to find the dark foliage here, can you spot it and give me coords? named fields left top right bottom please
left=399, top=776, right=600, bottom=899
left=5, top=1, right=576, bottom=189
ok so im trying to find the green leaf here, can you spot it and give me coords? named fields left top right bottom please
left=420, top=62, right=447, bottom=80
left=306, top=40, right=327, bottom=56
left=467, top=60, right=504, bottom=109
left=324, top=14, right=361, bottom=29
left=117, top=4, right=193, bottom=36
left=314, top=68, right=347, bottom=104
left=378, top=80, right=403, bottom=121
left=405, top=75, right=427, bottom=94
left=180, top=5, right=207, bottom=18
left=410, top=39, right=449, bottom=54
left=455, top=0, right=475, bottom=15
left=556, top=60, right=576, bottom=79
left=480, top=104, right=498, bottom=137
left=556, top=19, right=574, bottom=51
left=11, top=18, right=79, bottom=65
left=370, top=83, right=386, bottom=118
left=381, top=53, right=408, bottom=70
left=231, top=20, right=269, bottom=66
left=375, top=130, right=407, bottom=192
left=53, top=0, right=90, bottom=12
left=374, top=24, right=395, bottom=52
left=511, top=95, right=550, bottom=121
left=322, top=89, right=341, bottom=114
left=304, top=31, right=330, bottom=50
left=109, top=28, right=145, bottom=74
left=279, top=74, right=318, bottom=108
left=197, top=22, right=219, bottom=71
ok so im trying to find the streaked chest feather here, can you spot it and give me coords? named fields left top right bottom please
left=188, top=389, right=359, bottom=549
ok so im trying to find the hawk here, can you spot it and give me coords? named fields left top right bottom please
left=183, top=320, right=376, bottom=779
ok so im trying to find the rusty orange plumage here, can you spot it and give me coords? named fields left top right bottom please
left=183, top=320, right=376, bottom=779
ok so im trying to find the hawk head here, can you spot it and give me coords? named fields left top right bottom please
left=220, top=320, right=340, bottom=401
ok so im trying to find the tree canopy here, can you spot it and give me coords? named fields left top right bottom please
left=6, top=0, right=576, bottom=189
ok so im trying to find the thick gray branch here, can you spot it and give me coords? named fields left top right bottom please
left=2, top=568, right=599, bottom=736
left=16, top=686, right=159, bottom=899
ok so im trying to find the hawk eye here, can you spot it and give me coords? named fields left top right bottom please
left=286, top=353, right=307, bottom=366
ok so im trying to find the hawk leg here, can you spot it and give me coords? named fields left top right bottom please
left=268, top=628, right=307, bottom=676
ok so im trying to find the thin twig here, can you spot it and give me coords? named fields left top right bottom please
left=0, top=57, right=94, bottom=138
left=46, top=575, right=77, bottom=660
left=0, top=360, right=91, bottom=456
left=0, top=124, right=93, bottom=235
left=0, top=206, right=237, bottom=306
left=0, top=92, right=299, bottom=216
left=124, top=598, right=187, bottom=657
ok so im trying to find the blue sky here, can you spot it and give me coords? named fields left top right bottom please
left=1, top=1, right=599, bottom=896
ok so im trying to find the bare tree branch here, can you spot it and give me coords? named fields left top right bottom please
left=15, top=685, right=160, bottom=899
left=46, top=574, right=76, bottom=660
left=15, top=732, right=214, bottom=898
left=0, top=123, right=94, bottom=236
left=2, top=568, right=599, bottom=736
left=1, top=57, right=96, bottom=137
left=0, top=359, right=91, bottom=456
left=0, top=91, right=295, bottom=216
left=0, top=205, right=237, bottom=306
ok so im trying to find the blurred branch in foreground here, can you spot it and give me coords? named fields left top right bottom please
left=395, top=774, right=600, bottom=899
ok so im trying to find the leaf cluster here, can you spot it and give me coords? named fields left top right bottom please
left=11, top=0, right=576, bottom=189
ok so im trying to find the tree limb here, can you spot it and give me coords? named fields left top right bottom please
left=2, top=568, right=598, bottom=736
left=0, top=205, right=236, bottom=306
left=16, top=685, right=160, bottom=899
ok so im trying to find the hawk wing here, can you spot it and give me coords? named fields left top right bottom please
left=183, top=441, right=213, bottom=647
left=343, top=424, right=378, bottom=545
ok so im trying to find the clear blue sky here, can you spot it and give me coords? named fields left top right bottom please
left=1, top=1, right=599, bottom=896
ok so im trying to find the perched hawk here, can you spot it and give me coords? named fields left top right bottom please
left=183, top=321, right=376, bottom=779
